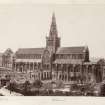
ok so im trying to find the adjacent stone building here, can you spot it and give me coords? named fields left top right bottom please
left=13, top=13, right=102, bottom=84
left=0, top=48, right=14, bottom=85
left=2, top=48, right=14, bottom=68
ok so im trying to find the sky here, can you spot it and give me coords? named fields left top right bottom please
left=0, top=0, right=105, bottom=58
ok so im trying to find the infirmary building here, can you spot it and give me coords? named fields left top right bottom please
left=13, top=13, right=102, bottom=84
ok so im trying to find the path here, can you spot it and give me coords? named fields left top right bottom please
left=0, top=87, right=23, bottom=96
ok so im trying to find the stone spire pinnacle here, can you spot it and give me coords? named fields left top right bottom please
left=49, top=12, right=58, bottom=38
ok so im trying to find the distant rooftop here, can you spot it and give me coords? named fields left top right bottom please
left=56, top=46, right=86, bottom=54
left=16, top=48, right=45, bottom=55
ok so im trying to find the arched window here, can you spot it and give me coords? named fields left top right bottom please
left=42, top=50, right=50, bottom=64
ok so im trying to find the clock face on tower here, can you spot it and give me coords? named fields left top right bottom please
left=42, top=50, right=50, bottom=64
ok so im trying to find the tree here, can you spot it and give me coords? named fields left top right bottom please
left=8, top=81, right=17, bottom=94
left=97, top=59, right=105, bottom=82
left=100, top=83, right=105, bottom=96
left=33, top=80, right=43, bottom=95
left=23, top=80, right=30, bottom=94
left=33, top=80, right=42, bottom=88
left=97, top=59, right=105, bottom=66
left=56, top=80, right=64, bottom=88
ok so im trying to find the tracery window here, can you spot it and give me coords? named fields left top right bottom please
left=43, top=50, right=50, bottom=64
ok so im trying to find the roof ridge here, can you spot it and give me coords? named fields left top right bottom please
left=56, top=46, right=86, bottom=54
left=16, top=48, right=45, bottom=55
left=60, top=46, right=85, bottom=48
left=18, top=47, right=45, bottom=50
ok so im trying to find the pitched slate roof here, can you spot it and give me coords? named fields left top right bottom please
left=16, top=48, right=45, bottom=55
left=56, top=46, right=85, bottom=54
left=54, top=59, right=83, bottom=64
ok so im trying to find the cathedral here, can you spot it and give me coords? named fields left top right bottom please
left=13, top=13, right=101, bottom=84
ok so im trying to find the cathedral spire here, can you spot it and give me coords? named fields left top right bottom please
left=46, top=12, right=60, bottom=53
left=49, top=12, right=58, bottom=38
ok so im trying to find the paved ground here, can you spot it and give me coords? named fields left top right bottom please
left=0, top=87, right=23, bottom=96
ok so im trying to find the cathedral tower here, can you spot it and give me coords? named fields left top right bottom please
left=46, top=13, right=60, bottom=53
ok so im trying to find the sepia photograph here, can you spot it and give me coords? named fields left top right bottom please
left=0, top=1, right=105, bottom=102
